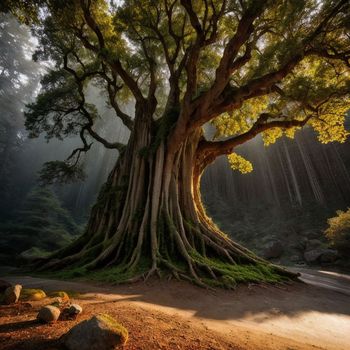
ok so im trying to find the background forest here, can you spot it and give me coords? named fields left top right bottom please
left=1, top=13, right=349, bottom=267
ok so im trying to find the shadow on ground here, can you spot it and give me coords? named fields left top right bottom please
left=1, top=268, right=350, bottom=323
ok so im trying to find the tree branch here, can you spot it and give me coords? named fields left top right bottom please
left=63, top=52, right=127, bottom=152
left=189, top=0, right=349, bottom=129
left=197, top=115, right=312, bottom=166
left=78, top=0, right=145, bottom=103
left=195, top=2, right=266, bottom=110
left=67, top=125, right=92, bottom=166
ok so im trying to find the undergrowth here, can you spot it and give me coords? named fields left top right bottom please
left=36, top=255, right=286, bottom=288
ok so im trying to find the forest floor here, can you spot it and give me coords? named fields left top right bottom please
left=1, top=269, right=350, bottom=350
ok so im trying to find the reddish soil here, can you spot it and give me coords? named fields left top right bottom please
left=1, top=273, right=350, bottom=350
left=0, top=299, right=242, bottom=350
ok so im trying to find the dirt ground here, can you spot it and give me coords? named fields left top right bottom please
left=1, top=273, right=350, bottom=350
left=0, top=298, right=244, bottom=350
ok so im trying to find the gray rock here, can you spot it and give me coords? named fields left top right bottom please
left=263, top=241, right=284, bottom=259
left=4, top=284, right=22, bottom=304
left=298, top=237, right=309, bottom=250
left=290, top=254, right=301, bottom=262
left=304, top=230, right=321, bottom=239
left=0, top=280, right=12, bottom=293
left=304, top=248, right=338, bottom=263
left=63, top=314, right=128, bottom=350
left=69, top=304, right=83, bottom=316
left=37, top=305, right=61, bottom=323
left=320, top=250, right=339, bottom=263
left=305, top=239, right=323, bottom=251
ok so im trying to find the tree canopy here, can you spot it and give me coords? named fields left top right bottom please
left=3, top=0, right=349, bottom=180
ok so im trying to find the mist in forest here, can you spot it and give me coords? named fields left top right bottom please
left=202, top=126, right=350, bottom=263
left=1, top=13, right=349, bottom=266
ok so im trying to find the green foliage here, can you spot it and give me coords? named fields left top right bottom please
left=46, top=256, right=151, bottom=284
left=20, top=288, right=46, bottom=301
left=19, top=247, right=50, bottom=261
left=325, top=209, right=350, bottom=256
left=202, top=190, right=336, bottom=264
left=24, top=69, right=84, bottom=141
left=191, top=251, right=285, bottom=288
left=0, top=0, right=43, bottom=24
left=4, top=0, right=348, bottom=187
left=0, top=187, right=81, bottom=262
left=41, top=254, right=284, bottom=288
left=227, top=153, right=253, bottom=174
left=39, top=161, right=86, bottom=185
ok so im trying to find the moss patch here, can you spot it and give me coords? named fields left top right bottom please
left=20, top=288, right=46, bottom=301
left=37, top=254, right=287, bottom=289
left=189, top=250, right=286, bottom=288
left=44, top=257, right=151, bottom=284
left=98, top=313, right=128, bottom=345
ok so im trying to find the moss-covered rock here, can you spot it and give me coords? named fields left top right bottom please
left=98, top=314, right=128, bottom=344
left=20, top=288, right=46, bottom=301
left=63, top=314, right=128, bottom=350
left=48, top=291, right=69, bottom=302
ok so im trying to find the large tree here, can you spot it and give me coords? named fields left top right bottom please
left=5, top=0, right=350, bottom=287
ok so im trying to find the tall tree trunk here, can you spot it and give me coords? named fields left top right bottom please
left=43, top=110, right=297, bottom=288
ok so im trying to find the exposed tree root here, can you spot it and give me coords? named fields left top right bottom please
left=35, top=131, right=299, bottom=289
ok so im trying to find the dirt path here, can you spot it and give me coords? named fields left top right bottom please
left=1, top=271, right=350, bottom=350
left=293, top=267, right=350, bottom=295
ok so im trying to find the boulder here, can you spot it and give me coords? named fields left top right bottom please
left=69, top=304, right=83, bottom=316
left=0, top=280, right=12, bottom=293
left=20, top=288, right=46, bottom=301
left=63, top=314, right=128, bottom=350
left=304, top=248, right=338, bottom=263
left=303, top=230, right=321, bottom=239
left=48, top=291, right=70, bottom=302
left=290, top=254, right=301, bottom=263
left=37, top=305, right=61, bottom=323
left=263, top=241, right=284, bottom=259
left=305, top=239, right=323, bottom=251
left=298, top=237, right=309, bottom=250
left=61, top=304, right=83, bottom=321
left=3, top=284, right=22, bottom=304
left=320, top=249, right=339, bottom=263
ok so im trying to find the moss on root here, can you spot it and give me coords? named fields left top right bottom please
left=43, top=257, right=151, bottom=284
left=189, top=251, right=286, bottom=287
left=38, top=253, right=288, bottom=289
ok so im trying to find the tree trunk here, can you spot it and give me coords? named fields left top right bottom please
left=43, top=110, right=297, bottom=288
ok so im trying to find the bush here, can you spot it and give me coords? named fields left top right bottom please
left=325, top=209, right=350, bottom=256
left=0, top=187, right=81, bottom=262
